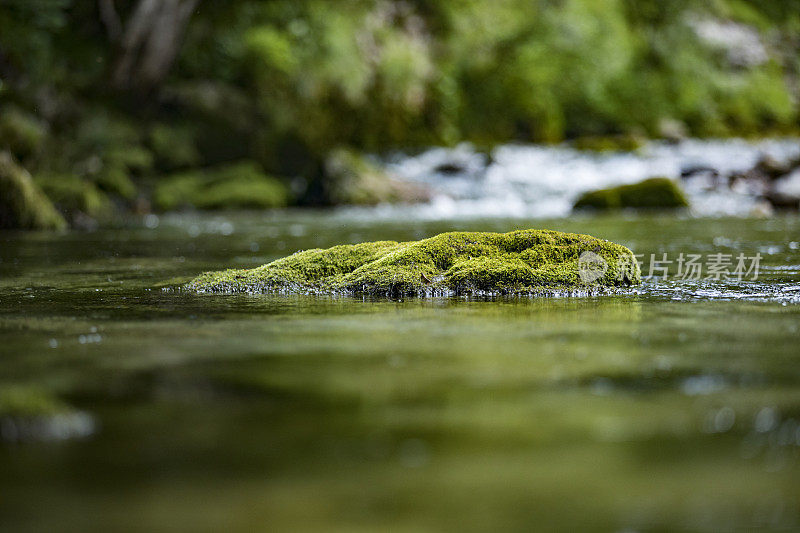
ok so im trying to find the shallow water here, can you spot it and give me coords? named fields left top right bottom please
left=1, top=211, right=799, bottom=532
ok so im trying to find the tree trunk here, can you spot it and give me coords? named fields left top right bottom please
left=102, top=0, right=199, bottom=94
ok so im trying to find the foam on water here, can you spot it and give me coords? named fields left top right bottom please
left=353, top=138, right=800, bottom=220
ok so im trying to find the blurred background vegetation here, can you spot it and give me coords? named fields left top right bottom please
left=0, top=0, right=798, bottom=225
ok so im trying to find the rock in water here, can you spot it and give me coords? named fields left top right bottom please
left=768, top=168, right=800, bottom=209
left=0, top=152, right=67, bottom=230
left=573, top=177, right=689, bottom=210
left=322, top=148, right=430, bottom=206
left=186, top=229, right=641, bottom=296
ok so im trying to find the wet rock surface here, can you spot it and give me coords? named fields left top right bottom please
left=186, top=229, right=640, bottom=296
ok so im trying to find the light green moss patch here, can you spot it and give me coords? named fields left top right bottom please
left=0, top=152, right=67, bottom=230
left=186, top=229, right=640, bottom=297
left=572, top=134, right=644, bottom=153
left=573, top=177, right=689, bottom=210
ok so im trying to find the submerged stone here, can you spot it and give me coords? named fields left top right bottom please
left=573, top=177, right=689, bottom=210
left=186, top=229, right=641, bottom=297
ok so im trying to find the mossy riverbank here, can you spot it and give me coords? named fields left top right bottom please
left=186, top=229, right=640, bottom=296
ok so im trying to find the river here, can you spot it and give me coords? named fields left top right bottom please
left=1, top=150, right=800, bottom=531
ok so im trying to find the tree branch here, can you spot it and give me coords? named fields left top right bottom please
left=110, top=0, right=198, bottom=93
left=98, top=0, right=122, bottom=43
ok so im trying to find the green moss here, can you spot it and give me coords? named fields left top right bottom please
left=148, top=123, right=201, bottom=169
left=0, top=105, right=46, bottom=160
left=572, top=134, right=644, bottom=153
left=0, top=152, right=67, bottom=230
left=573, top=177, right=690, bottom=210
left=153, top=160, right=289, bottom=211
left=186, top=229, right=641, bottom=296
left=35, top=173, right=113, bottom=218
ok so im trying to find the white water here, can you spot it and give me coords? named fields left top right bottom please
left=357, top=138, right=800, bottom=219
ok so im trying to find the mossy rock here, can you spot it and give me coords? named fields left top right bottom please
left=573, top=177, right=689, bottom=210
left=0, top=152, right=67, bottom=230
left=186, top=229, right=640, bottom=297
left=572, top=134, right=644, bottom=153
left=153, top=160, right=289, bottom=211
left=323, top=148, right=430, bottom=205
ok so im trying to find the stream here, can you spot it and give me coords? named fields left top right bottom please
left=1, top=143, right=800, bottom=531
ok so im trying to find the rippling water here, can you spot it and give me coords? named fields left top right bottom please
left=378, top=138, right=800, bottom=218
left=1, top=211, right=799, bottom=532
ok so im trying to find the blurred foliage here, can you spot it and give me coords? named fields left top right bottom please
left=35, top=173, right=113, bottom=219
left=153, top=160, right=289, bottom=211
left=0, top=0, right=798, bottom=217
left=0, top=151, right=67, bottom=230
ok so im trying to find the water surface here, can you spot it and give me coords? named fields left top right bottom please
left=1, top=211, right=799, bottom=532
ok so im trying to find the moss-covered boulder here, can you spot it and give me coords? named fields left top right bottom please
left=323, top=148, right=430, bottom=205
left=187, top=229, right=640, bottom=296
left=573, top=177, right=689, bottom=210
left=0, top=152, right=67, bottom=230
left=153, top=160, right=289, bottom=211
left=572, top=134, right=644, bottom=153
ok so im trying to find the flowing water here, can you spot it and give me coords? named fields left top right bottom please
left=378, top=138, right=800, bottom=218
left=1, top=208, right=799, bottom=532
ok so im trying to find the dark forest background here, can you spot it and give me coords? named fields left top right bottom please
left=1, top=0, right=798, bottom=226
